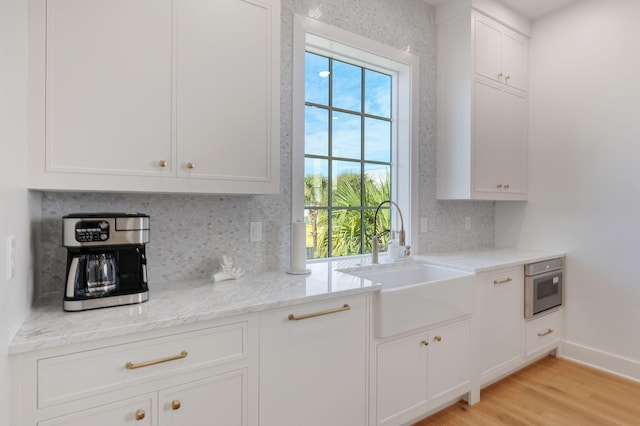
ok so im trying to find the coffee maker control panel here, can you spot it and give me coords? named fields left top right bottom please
left=75, top=220, right=110, bottom=243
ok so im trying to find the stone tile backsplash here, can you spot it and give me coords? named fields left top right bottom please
left=35, top=0, right=494, bottom=298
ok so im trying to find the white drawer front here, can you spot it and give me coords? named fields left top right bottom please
left=525, top=309, right=562, bottom=356
left=38, top=322, right=247, bottom=408
left=38, top=394, right=154, bottom=426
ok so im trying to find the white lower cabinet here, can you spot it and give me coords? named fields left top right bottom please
left=374, top=320, right=471, bottom=426
left=476, top=267, right=524, bottom=386
left=525, top=309, right=563, bottom=358
left=259, top=294, right=368, bottom=426
left=14, top=315, right=257, bottom=426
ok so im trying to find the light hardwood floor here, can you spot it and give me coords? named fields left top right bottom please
left=414, top=356, right=640, bottom=425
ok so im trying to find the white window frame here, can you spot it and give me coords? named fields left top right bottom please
left=292, top=14, right=419, bottom=256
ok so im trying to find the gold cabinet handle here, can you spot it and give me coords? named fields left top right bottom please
left=498, top=72, right=503, bottom=79
left=135, top=409, right=145, bottom=421
left=493, top=277, right=513, bottom=285
left=158, top=160, right=168, bottom=168
left=186, top=162, right=196, bottom=169
left=171, top=399, right=181, bottom=410
left=496, top=184, right=503, bottom=189
left=288, top=304, right=351, bottom=321
left=434, top=336, right=442, bottom=342
left=421, top=340, right=429, bottom=346
left=125, top=350, right=188, bottom=370
left=538, top=328, right=554, bottom=337
left=505, top=75, right=511, bottom=82
left=504, top=184, right=510, bottom=190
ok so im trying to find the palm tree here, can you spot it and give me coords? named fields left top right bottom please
left=311, top=170, right=390, bottom=257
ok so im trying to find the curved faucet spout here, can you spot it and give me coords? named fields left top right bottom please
left=372, top=200, right=406, bottom=264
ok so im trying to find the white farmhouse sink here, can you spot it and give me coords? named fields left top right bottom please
left=338, top=262, right=476, bottom=337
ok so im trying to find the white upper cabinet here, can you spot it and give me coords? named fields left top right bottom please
left=28, top=0, right=280, bottom=194
left=436, top=3, right=530, bottom=201
left=474, top=15, right=528, bottom=92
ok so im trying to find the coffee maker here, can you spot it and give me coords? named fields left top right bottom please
left=62, top=213, right=150, bottom=311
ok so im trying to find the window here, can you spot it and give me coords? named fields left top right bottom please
left=293, top=15, right=419, bottom=259
left=304, top=52, right=393, bottom=258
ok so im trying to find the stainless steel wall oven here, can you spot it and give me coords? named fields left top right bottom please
left=524, top=258, right=564, bottom=320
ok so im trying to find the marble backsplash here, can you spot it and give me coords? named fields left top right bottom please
left=35, top=0, right=495, bottom=298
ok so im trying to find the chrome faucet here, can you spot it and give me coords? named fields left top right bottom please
left=372, top=200, right=405, bottom=264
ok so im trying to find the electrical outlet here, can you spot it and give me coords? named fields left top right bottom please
left=249, top=222, right=262, bottom=242
left=465, top=217, right=471, bottom=230
left=420, top=217, right=428, bottom=233
left=6, top=236, right=15, bottom=281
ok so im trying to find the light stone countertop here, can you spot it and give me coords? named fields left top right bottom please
left=8, top=247, right=565, bottom=355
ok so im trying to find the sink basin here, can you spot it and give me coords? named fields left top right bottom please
left=339, top=262, right=476, bottom=337
left=339, top=263, right=469, bottom=289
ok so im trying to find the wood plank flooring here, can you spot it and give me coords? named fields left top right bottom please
left=414, top=356, right=640, bottom=426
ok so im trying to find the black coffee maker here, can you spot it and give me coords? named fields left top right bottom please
left=62, top=213, right=150, bottom=311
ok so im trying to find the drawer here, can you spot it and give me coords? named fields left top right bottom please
left=38, top=394, right=154, bottom=426
left=525, top=309, right=562, bottom=356
left=38, top=321, right=247, bottom=408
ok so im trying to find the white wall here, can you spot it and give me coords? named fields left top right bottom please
left=0, top=0, right=34, bottom=423
left=496, top=0, right=640, bottom=379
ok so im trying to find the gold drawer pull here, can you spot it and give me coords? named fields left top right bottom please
left=125, top=350, right=188, bottom=370
left=288, top=304, right=351, bottom=321
left=434, top=336, right=442, bottom=342
left=538, top=328, right=554, bottom=337
left=493, top=277, right=513, bottom=285
left=158, top=160, right=168, bottom=168
left=171, top=399, right=181, bottom=410
left=421, top=340, right=429, bottom=346
left=186, top=162, right=196, bottom=169
left=135, top=409, right=145, bottom=421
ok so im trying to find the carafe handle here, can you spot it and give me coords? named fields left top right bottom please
left=66, top=257, right=80, bottom=298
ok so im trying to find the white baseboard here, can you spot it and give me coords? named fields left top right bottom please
left=561, top=340, right=640, bottom=383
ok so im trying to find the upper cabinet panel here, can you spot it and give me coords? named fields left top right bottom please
left=176, top=0, right=275, bottom=183
left=28, top=0, right=280, bottom=194
left=45, top=0, right=173, bottom=177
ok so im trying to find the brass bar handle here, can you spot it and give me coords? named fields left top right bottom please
left=538, top=328, right=554, bottom=337
left=125, top=350, right=188, bottom=370
left=288, top=304, right=351, bottom=321
left=493, top=277, right=513, bottom=285
left=135, top=409, right=145, bottom=421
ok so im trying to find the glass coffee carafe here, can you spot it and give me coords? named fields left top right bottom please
left=84, top=252, right=118, bottom=295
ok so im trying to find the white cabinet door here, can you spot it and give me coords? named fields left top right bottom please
left=259, top=295, right=368, bottom=426
left=38, top=395, right=154, bottom=426
left=428, top=321, right=471, bottom=401
left=159, top=370, right=247, bottom=426
left=502, top=32, right=528, bottom=91
left=44, top=0, right=173, bottom=177
left=474, top=17, right=502, bottom=84
left=176, top=0, right=278, bottom=187
left=473, top=80, right=527, bottom=197
left=477, top=268, right=524, bottom=385
left=376, top=333, right=429, bottom=425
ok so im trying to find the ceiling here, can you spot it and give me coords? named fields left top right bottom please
left=423, top=0, right=580, bottom=20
